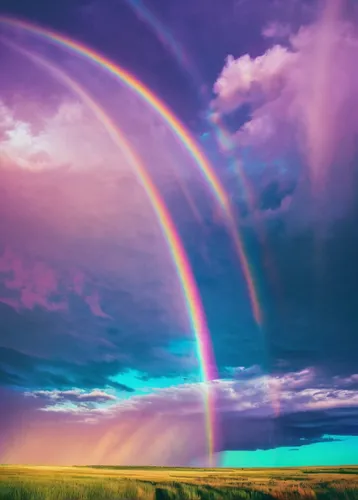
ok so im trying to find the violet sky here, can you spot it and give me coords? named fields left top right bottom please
left=1, top=0, right=358, bottom=467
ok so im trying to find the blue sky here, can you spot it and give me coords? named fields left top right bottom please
left=221, top=436, right=358, bottom=468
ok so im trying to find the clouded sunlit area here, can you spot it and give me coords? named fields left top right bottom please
left=1, top=0, right=358, bottom=484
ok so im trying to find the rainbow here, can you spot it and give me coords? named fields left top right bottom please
left=112, top=5, right=265, bottom=325
left=0, top=16, right=263, bottom=327
left=0, top=16, right=230, bottom=213
left=124, top=0, right=191, bottom=76
left=114, top=4, right=282, bottom=419
left=123, top=0, right=254, bottom=208
left=5, top=41, right=218, bottom=466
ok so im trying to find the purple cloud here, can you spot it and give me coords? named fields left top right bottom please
left=0, top=76, right=206, bottom=381
left=212, top=2, right=358, bottom=223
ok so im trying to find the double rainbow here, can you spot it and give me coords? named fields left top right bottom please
left=1, top=26, right=218, bottom=464
left=0, top=15, right=262, bottom=326
left=0, top=14, right=263, bottom=463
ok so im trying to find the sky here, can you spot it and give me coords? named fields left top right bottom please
left=0, top=0, right=358, bottom=467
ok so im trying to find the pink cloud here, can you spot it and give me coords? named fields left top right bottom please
left=0, top=88, right=189, bottom=327
left=212, top=0, right=358, bottom=219
left=84, top=291, right=111, bottom=319
left=0, top=246, right=67, bottom=312
left=0, top=246, right=112, bottom=317
left=0, top=88, right=192, bottom=324
left=0, top=297, right=20, bottom=311
left=212, top=45, right=294, bottom=114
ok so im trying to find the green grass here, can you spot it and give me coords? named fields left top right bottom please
left=1, top=465, right=358, bottom=499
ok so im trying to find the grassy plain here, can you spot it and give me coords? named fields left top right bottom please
left=1, top=464, right=358, bottom=499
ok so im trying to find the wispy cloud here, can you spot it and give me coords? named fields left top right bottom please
left=27, top=388, right=117, bottom=405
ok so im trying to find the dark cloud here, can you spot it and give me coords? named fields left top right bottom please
left=0, top=345, right=134, bottom=392
left=262, top=211, right=358, bottom=377
left=208, top=0, right=358, bottom=380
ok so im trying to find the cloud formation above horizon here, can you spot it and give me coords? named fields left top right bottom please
left=1, top=0, right=358, bottom=468
left=2, top=367, right=358, bottom=465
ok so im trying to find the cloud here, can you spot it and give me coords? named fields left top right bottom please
left=0, top=99, right=117, bottom=171
left=262, top=22, right=292, bottom=40
left=212, top=1, right=358, bottom=221
left=27, top=388, right=117, bottom=405
left=0, top=345, right=137, bottom=392
left=0, top=246, right=112, bottom=317
left=212, top=46, right=294, bottom=114
left=2, top=367, right=358, bottom=465
left=0, top=66, right=208, bottom=390
left=333, top=374, right=358, bottom=390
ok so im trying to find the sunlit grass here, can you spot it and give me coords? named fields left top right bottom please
left=1, top=465, right=358, bottom=499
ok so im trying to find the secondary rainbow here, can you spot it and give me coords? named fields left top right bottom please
left=0, top=16, right=263, bottom=327
left=6, top=41, right=217, bottom=466
left=119, top=4, right=265, bottom=325
left=113, top=4, right=266, bottom=326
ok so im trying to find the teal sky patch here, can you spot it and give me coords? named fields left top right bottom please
left=220, top=435, right=358, bottom=467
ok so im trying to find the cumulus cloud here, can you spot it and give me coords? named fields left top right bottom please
left=0, top=99, right=117, bottom=171
left=212, top=0, right=358, bottom=220
left=213, top=46, right=294, bottom=114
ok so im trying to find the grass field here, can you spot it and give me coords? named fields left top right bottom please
left=1, top=464, right=358, bottom=499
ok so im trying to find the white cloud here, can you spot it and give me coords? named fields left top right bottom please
left=262, top=22, right=292, bottom=40
left=24, top=367, right=358, bottom=421
left=212, top=46, right=294, bottom=114
left=0, top=99, right=124, bottom=171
